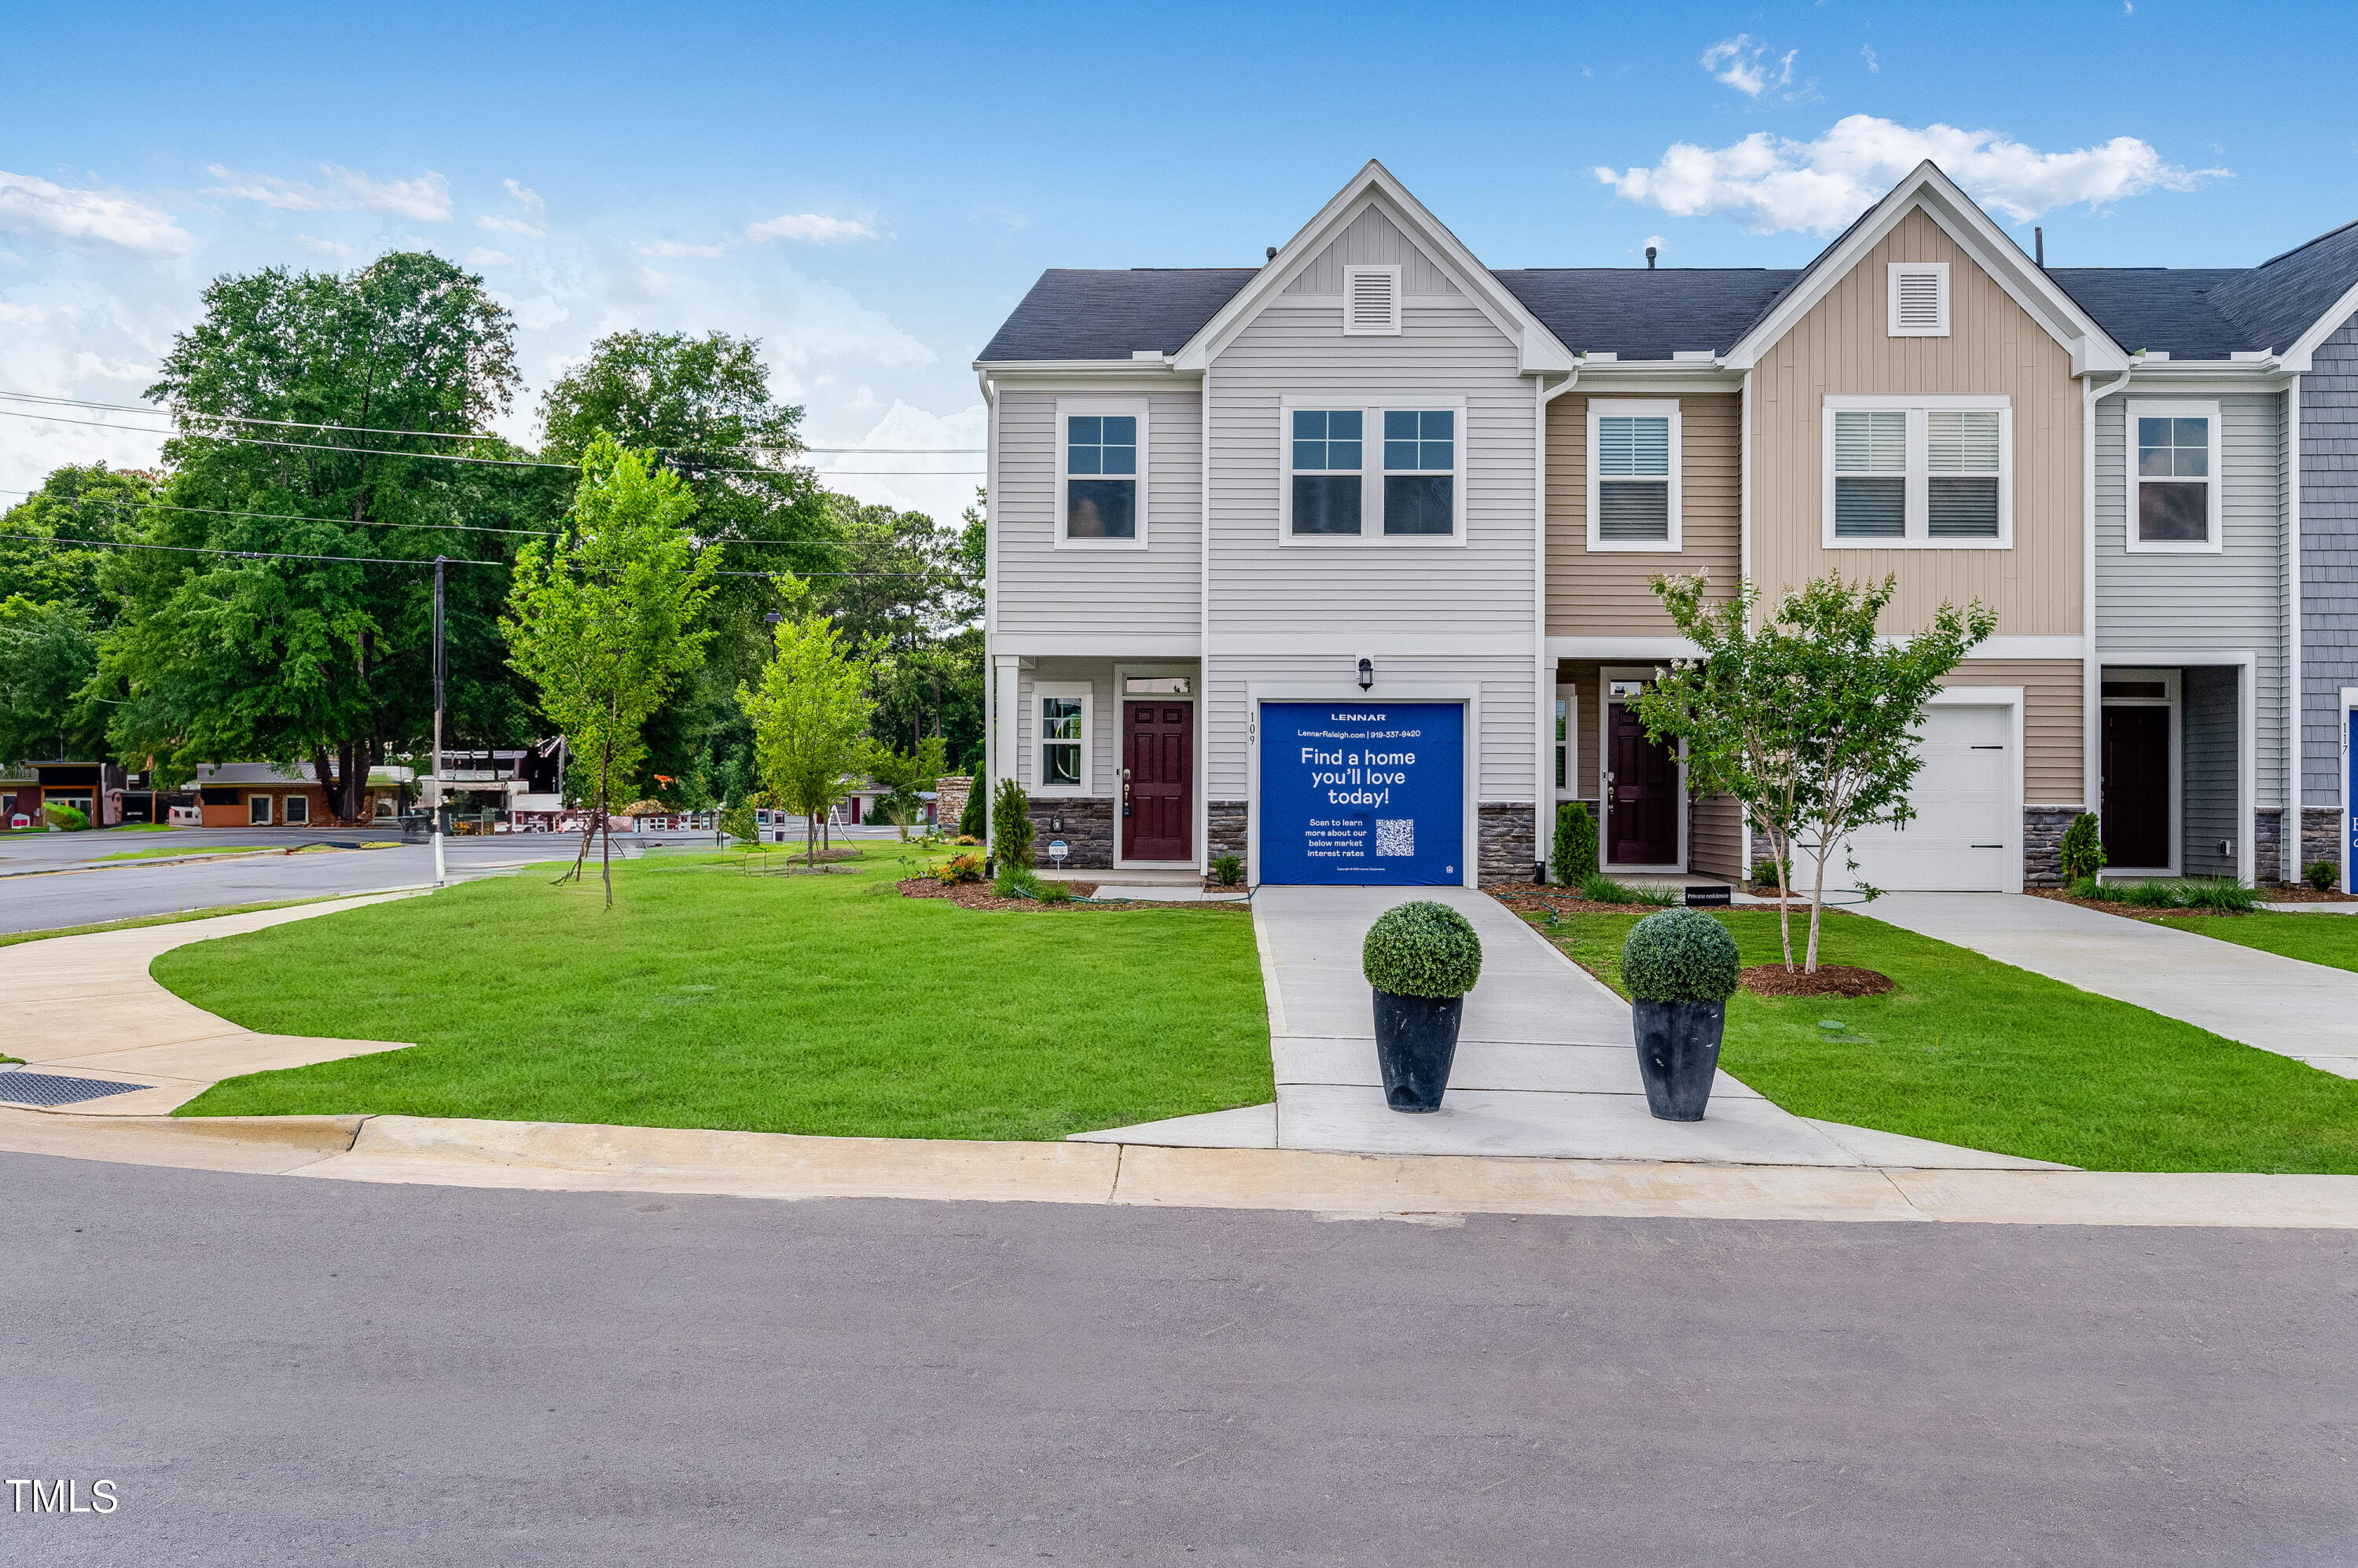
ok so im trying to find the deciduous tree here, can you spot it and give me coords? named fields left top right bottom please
left=740, top=615, right=875, bottom=866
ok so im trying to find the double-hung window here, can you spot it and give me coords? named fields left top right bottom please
left=1587, top=399, right=1680, bottom=549
left=1823, top=396, right=2011, bottom=547
left=1283, top=399, right=1462, bottom=541
left=2127, top=400, right=2220, bottom=552
left=1058, top=401, right=1146, bottom=545
left=1034, top=685, right=1089, bottom=792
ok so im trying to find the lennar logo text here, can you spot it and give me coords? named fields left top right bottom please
left=7, top=1479, right=119, bottom=1514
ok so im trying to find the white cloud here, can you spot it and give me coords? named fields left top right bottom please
left=1644, top=234, right=1666, bottom=255
left=637, top=238, right=728, bottom=259
left=0, top=170, right=191, bottom=256
left=203, top=163, right=453, bottom=222
left=466, top=248, right=516, bottom=268
left=807, top=399, right=986, bottom=523
left=294, top=233, right=353, bottom=257
left=1861, top=45, right=1879, bottom=72
left=1701, top=35, right=1796, bottom=97
left=745, top=212, right=877, bottom=244
left=476, top=178, right=547, bottom=236
left=1594, top=114, right=2227, bottom=233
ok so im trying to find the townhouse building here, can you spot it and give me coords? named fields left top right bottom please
left=975, top=161, right=2358, bottom=893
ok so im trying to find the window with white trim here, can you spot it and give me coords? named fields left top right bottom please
left=2127, top=399, right=2221, bottom=552
left=248, top=794, right=272, bottom=825
left=1554, top=692, right=1572, bottom=793
left=1034, top=685, right=1091, bottom=793
left=1824, top=397, right=2010, bottom=547
left=284, top=794, right=309, bottom=824
left=1056, top=400, right=1148, bottom=545
left=1282, top=398, right=1463, bottom=542
left=1342, top=265, right=1401, bottom=335
left=1587, top=399, right=1681, bottom=549
left=1887, top=263, right=1949, bottom=336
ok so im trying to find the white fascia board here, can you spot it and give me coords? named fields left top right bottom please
left=974, top=359, right=1199, bottom=386
left=1171, top=161, right=1576, bottom=376
left=1721, top=161, right=2129, bottom=375
left=2116, top=361, right=2292, bottom=391
left=1569, top=364, right=1744, bottom=392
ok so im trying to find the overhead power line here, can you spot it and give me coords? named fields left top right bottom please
left=0, top=529, right=938, bottom=578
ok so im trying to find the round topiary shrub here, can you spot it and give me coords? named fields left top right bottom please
left=1362, top=901, right=1484, bottom=999
left=1621, top=909, right=1740, bottom=1003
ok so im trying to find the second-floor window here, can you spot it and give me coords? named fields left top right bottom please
left=2128, top=400, right=2220, bottom=553
left=1283, top=399, right=1463, bottom=542
left=1059, top=402, right=1146, bottom=545
left=1588, top=399, right=1681, bottom=550
left=1824, top=396, right=2011, bottom=548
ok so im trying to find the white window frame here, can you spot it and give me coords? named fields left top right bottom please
left=1554, top=685, right=1578, bottom=799
left=1887, top=262, right=1951, bottom=337
left=1276, top=395, right=1467, bottom=548
left=1032, top=681, right=1092, bottom=796
left=248, top=794, right=273, bottom=825
left=1821, top=394, right=2012, bottom=550
left=1585, top=398, right=1683, bottom=553
left=1054, top=397, right=1149, bottom=551
left=2125, top=398, right=2224, bottom=555
left=284, top=793, right=309, bottom=825
left=1341, top=264, right=1402, bottom=336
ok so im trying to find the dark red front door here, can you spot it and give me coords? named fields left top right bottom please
left=1607, top=701, right=1679, bottom=865
left=2101, top=706, right=2171, bottom=868
left=1123, top=701, right=1192, bottom=861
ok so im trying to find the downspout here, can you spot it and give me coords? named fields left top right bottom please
left=2084, top=367, right=2134, bottom=831
left=2285, top=374, right=2303, bottom=884
left=1738, top=365, right=1754, bottom=877
left=1540, top=366, right=1585, bottom=882
left=978, top=368, right=998, bottom=849
left=1199, top=363, right=1212, bottom=877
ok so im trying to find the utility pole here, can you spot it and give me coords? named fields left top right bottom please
left=431, top=555, right=447, bottom=888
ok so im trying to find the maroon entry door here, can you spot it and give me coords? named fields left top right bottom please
left=1122, top=700, right=1193, bottom=861
left=1607, top=701, right=1680, bottom=865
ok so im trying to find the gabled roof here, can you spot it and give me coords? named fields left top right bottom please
left=1493, top=268, right=1798, bottom=359
left=977, top=268, right=1254, bottom=362
left=2210, top=218, right=2358, bottom=355
left=2044, top=270, right=2254, bottom=359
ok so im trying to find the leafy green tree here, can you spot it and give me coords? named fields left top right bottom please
left=0, top=599, right=103, bottom=765
left=1635, top=572, right=1993, bottom=972
left=864, top=733, right=947, bottom=840
left=0, top=465, right=155, bottom=619
left=740, top=615, right=875, bottom=866
left=100, top=252, right=542, bottom=814
left=504, top=438, right=720, bottom=905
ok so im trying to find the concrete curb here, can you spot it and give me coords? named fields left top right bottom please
left=3, top=1107, right=2351, bottom=1228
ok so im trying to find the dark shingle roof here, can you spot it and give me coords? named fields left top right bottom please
left=1492, top=269, right=1798, bottom=359
left=2210, top=220, right=2358, bottom=353
left=2046, top=269, right=2255, bottom=359
left=977, top=269, right=1254, bottom=362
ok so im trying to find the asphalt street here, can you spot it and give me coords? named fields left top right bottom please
left=6, top=1150, right=2352, bottom=1566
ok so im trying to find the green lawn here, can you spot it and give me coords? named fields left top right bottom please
left=158, top=851, right=1273, bottom=1141
left=1529, top=906, right=2358, bottom=1173
left=0, top=897, right=335, bottom=949
left=2150, top=912, right=2358, bottom=975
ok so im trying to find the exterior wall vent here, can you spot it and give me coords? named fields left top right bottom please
left=1888, top=263, right=1951, bottom=337
left=1342, top=264, right=1403, bottom=336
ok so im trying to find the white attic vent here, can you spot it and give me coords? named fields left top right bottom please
left=1888, top=263, right=1950, bottom=337
left=1342, top=264, right=1402, bottom=336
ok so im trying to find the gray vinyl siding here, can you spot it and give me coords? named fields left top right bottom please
left=2302, top=311, right=2358, bottom=806
left=1008, top=659, right=1125, bottom=798
left=2094, top=392, right=2286, bottom=815
left=2182, top=665, right=2239, bottom=876
left=1281, top=207, right=1464, bottom=297
left=990, top=387, right=1203, bottom=638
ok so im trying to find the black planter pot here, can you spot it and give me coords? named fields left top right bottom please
left=1632, top=999, right=1727, bottom=1122
left=1371, top=989, right=1464, bottom=1113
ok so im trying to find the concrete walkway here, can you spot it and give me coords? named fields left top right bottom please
left=1857, top=893, right=2358, bottom=1079
left=1078, top=884, right=2061, bottom=1170
left=0, top=894, right=422, bottom=1114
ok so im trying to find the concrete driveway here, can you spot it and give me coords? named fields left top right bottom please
left=1856, top=893, right=2358, bottom=1078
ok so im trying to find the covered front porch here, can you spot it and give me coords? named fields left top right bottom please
left=2098, top=663, right=2265, bottom=881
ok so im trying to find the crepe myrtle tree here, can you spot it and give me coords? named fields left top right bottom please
left=1633, top=571, right=1993, bottom=974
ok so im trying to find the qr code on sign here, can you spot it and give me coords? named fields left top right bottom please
left=1374, top=819, right=1414, bottom=857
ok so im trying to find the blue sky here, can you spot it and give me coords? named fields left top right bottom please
left=2, top=0, right=2350, bottom=520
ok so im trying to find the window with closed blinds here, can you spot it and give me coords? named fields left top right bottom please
left=1833, top=410, right=1908, bottom=538
left=1596, top=415, right=1670, bottom=540
left=1827, top=400, right=2009, bottom=545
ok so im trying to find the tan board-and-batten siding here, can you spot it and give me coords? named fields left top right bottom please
left=1748, top=208, right=2083, bottom=637
left=1941, top=659, right=2084, bottom=805
left=1546, top=392, right=1741, bottom=635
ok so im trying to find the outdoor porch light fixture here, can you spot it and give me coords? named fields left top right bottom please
left=1357, top=657, right=1374, bottom=691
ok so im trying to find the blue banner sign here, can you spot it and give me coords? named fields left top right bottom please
left=1258, top=701, right=1464, bottom=885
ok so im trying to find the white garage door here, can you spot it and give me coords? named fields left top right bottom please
left=1831, top=703, right=2016, bottom=892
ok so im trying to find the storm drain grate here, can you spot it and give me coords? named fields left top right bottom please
left=0, top=1070, right=151, bottom=1107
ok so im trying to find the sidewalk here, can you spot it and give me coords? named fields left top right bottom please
left=1856, top=893, right=2358, bottom=1079
left=1074, top=884, right=2063, bottom=1171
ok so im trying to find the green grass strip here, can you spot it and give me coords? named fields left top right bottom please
left=158, top=851, right=1273, bottom=1143
left=1532, top=905, right=2358, bottom=1173
left=2148, top=911, right=2358, bottom=976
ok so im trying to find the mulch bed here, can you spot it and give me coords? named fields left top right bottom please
left=2260, top=883, right=2358, bottom=903
left=2028, top=889, right=2246, bottom=920
left=1739, top=964, right=1895, bottom=998
left=1489, top=885, right=1681, bottom=916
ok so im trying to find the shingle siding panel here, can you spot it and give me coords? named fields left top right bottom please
left=2303, top=310, right=2358, bottom=804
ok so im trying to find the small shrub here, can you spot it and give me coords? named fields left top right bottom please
left=44, top=802, right=90, bottom=831
left=1578, top=871, right=1678, bottom=908
left=1750, top=857, right=1788, bottom=891
left=2114, top=879, right=2180, bottom=908
left=2305, top=859, right=2338, bottom=893
left=1211, top=853, right=1244, bottom=887
left=994, top=865, right=1041, bottom=899
left=953, top=834, right=980, bottom=846
left=990, top=777, right=1034, bottom=870
left=956, top=784, right=986, bottom=841
left=1552, top=802, right=1599, bottom=884
left=1361, top=901, right=1484, bottom=999
left=718, top=800, right=761, bottom=846
left=935, top=853, right=984, bottom=885
left=2058, top=811, right=2106, bottom=882
left=2066, top=875, right=2110, bottom=901
left=1621, top=909, right=1741, bottom=1004
left=1038, top=880, right=1074, bottom=904
left=2178, top=876, right=2260, bottom=914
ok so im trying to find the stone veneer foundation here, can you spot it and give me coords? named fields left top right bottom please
left=2022, top=806, right=2077, bottom=888
left=1207, top=801, right=1249, bottom=865
left=1023, top=798, right=1115, bottom=869
left=2256, top=808, right=2283, bottom=885
left=2301, top=807, right=2341, bottom=883
left=1477, top=802, right=1537, bottom=886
